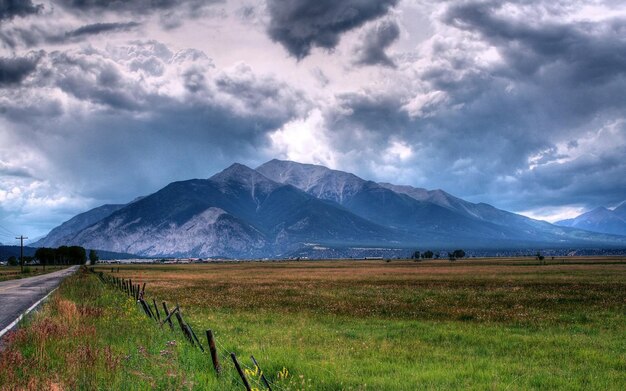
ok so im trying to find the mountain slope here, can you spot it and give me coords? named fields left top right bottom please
left=256, top=160, right=515, bottom=241
left=258, top=159, right=626, bottom=247
left=64, top=164, right=400, bottom=258
left=33, top=204, right=126, bottom=248
left=556, top=206, right=626, bottom=236
left=381, top=182, right=626, bottom=243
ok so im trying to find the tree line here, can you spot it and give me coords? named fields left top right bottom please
left=411, top=249, right=466, bottom=261
left=33, top=246, right=98, bottom=266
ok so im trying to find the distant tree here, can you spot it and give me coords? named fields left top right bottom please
left=448, top=252, right=456, bottom=261
left=89, top=250, right=99, bottom=265
left=35, top=247, right=56, bottom=270
left=411, top=250, right=421, bottom=260
left=54, top=246, right=86, bottom=265
left=452, top=249, right=466, bottom=259
left=8, top=256, right=18, bottom=266
left=423, top=250, right=434, bottom=259
left=536, top=251, right=545, bottom=264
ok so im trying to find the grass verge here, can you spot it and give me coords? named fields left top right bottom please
left=0, top=266, right=67, bottom=282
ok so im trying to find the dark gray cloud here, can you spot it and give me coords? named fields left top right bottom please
left=0, top=161, right=32, bottom=178
left=443, top=1, right=626, bottom=84
left=0, top=21, right=141, bottom=49
left=66, top=21, right=140, bottom=38
left=54, top=0, right=210, bottom=12
left=0, top=0, right=42, bottom=21
left=353, top=19, right=400, bottom=67
left=52, top=0, right=222, bottom=30
left=0, top=52, right=41, bottom=85
left=267, top=0, right=398, bottom=59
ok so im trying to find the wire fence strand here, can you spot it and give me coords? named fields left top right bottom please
left=92, top=267, right=297, bottom=391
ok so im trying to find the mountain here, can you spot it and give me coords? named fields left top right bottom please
left=556, top=204, right=626, bottom=236
left=33, top=204, right=126, bottom=247
left=258, top=159, right=626, bottom=247
left=37, top=160, right=626, bottom=259
left=379, top=183, right=564, bottom=234
left=257, top=160, right=520, bottom=242
left=60, top=164, right=399, bottom=258
left=614, top=203, right=626, bottom=219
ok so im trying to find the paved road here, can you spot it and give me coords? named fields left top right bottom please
left=0, top=266, right=78, bottom=340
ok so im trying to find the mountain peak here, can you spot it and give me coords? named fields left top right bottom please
left=211, top=163, right=267, bottom=183
left=209, top=163, right=280, bottom=199
left=614, top=201, right=626, bottom=218
left=556, top=204, right=626, bottom=236
left=257, top=159, right=367, bottom=203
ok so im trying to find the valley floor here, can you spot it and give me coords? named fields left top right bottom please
left=1, top=257, right=624, bottom=390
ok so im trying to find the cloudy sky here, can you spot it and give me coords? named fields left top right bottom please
left=1, top=0, right=625, bottom=241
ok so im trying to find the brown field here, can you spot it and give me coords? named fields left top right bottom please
left=105, top=256, right=626, bottom=324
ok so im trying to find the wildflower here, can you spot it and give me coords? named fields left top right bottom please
left=277, top=367, right=289, bottom=380
left=244, top=365, right=260, bottom=378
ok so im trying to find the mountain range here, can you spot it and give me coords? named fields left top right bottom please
left=33, top=160, right=626, bottom=258
left=556, top=203, right=626, bottom=236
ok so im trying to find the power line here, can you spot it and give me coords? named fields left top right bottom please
left=0, top=223, right=17, bottom=236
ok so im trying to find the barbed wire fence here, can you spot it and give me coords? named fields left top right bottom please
left=91, top=267, right=296, bottom=391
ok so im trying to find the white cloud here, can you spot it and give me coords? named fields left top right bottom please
left=268, top=109, right=337, bottom=168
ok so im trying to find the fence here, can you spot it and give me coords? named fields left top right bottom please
left=91, top=267, right=288, bottom=391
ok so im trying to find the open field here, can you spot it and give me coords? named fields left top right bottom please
left=1, top=257, right=625, bottom=390
left=0, top=266, right=67, bottom=282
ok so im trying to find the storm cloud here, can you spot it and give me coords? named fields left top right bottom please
left=54, top=0, right=215, bottom=13
left=1, top=0, right=624, bottom=238
left=315, top=0, right=626, bottom=213
left=353, top=19, right=400, bottom=67
left=0, top=52, right=40, bottom=85
left=267, top=0, right=398, bottom=59
left=66, top=21, right=140, bottom=38
left=0, top=0, right=42, bottom=21
left=1, top=41, right=310, bottom=203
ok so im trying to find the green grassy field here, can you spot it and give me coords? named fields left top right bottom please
left=0, top=266, right=67, bottom=282
left=1, top=257, right=625, bottom=390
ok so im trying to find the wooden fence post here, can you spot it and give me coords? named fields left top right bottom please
left=152, top=298, right=161, bottom=321
left=186, top=323, right=204, bottom=352
left=140, top=299, right=155, bottom=319
left=231, top=353, right=252, bottom=391
left=160, top=305, right=178, bottom=329
left=162, top=302, right=174, bottom=330
left=174, top=311, right=194, bottom=346
left=251, top=355, right=272, bottom=391
left=139, top=299, right=153, bottom=319
left=206, top=330, right=221, bottom=375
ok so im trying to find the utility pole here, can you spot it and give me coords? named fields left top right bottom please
left=15, top=235, right=28, bottom=273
